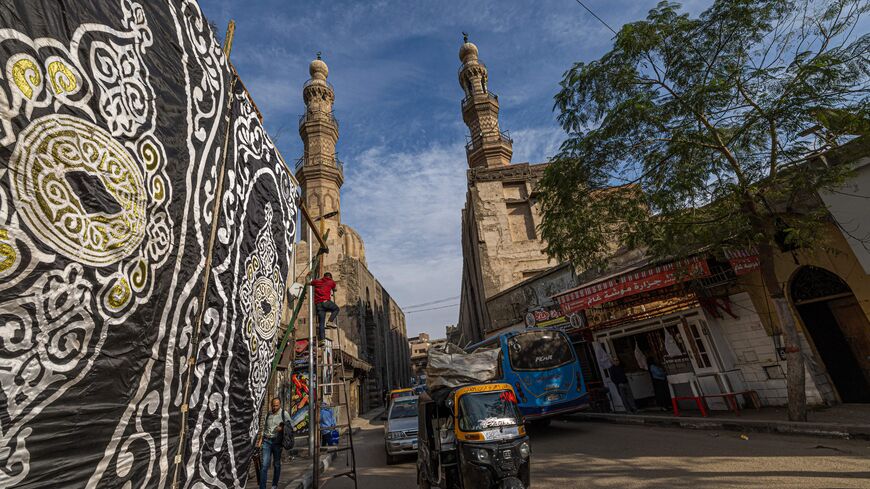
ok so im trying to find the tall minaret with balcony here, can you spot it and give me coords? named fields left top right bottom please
left=458, top=35, right=513, bottom=169
left=297, top=54, right=343, bottom=245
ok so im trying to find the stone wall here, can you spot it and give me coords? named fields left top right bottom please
left=710, top=292, right=828, bottom=406
left=486, top=263, right=577, bottom=334
left=458, top=162, right=556, bottom=344
left=293, top=239, right=411, bottom=416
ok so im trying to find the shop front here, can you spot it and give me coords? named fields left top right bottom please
left=553, top=257, right=753, bottom=414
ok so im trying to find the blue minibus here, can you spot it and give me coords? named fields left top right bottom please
left=467, top=328, right=588, bottom=422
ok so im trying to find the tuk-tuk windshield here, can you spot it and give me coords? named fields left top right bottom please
left=458, top=390, right=521, bottom=432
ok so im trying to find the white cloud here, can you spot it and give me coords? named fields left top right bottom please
left=337, top=124, right=564, bottom=337
left=509, top=126, right=565, bottom=164
left=341, top=141, right=468, bottom=337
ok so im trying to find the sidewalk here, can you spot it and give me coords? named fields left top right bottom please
left=251, top=407, right=384, bottom=489
left=567, top=403, right=870, bottom=440
left=244, top=433, right=310, bottom=489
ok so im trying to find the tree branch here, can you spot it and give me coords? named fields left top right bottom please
left=735, top=74, right=779, bottom=178
left=642, top=76, right=749, bottom=186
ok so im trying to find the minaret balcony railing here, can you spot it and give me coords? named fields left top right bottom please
left=298, top=110, right=338, bottom=129
left=461, top=90, right=498, bottom=109
left=458, top=60, right=488, bottom=77
left=302, top=78, right=335, bottom=91
left=295, top=156, right=345, bottom=174
left=464, top=130, right=513, bottom=154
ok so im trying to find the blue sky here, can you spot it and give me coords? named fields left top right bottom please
left=198, top=0, right=710, bottom=338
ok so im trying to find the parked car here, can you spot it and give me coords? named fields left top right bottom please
left=384, top=396, right=419, bottom=465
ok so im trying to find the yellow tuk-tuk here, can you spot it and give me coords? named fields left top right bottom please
left=390, top=388, right=415, bottom=400
left=417, top=382, right=530, bottom=489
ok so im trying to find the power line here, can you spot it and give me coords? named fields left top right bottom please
left=574, top=0, right=617, bottom=35
left=405, top=303, right=460, bottom=314
left=403, top=295, right=461, bottom=310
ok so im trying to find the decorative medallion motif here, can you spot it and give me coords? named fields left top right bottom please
left=242, top=203, right=282, bottom=351
left=10, top=115, right=147, bottom=266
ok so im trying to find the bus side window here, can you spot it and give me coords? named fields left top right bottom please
left=497, top=349, right=504, bottom=378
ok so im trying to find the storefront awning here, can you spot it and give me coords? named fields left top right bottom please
left=553, top=257, right=711, bottom=315
left=340, top=349, right=373, bottom=372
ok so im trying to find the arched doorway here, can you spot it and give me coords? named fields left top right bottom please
left=790, top=266, right=870, bottom=403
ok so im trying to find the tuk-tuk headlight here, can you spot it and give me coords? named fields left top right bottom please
left=469, top=447, right=490, bottom=463
left=519, top=442, right=530, bottom=459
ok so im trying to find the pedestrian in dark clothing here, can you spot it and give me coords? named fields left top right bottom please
left=647, top=356, right=671, bottom=411
left=310, top=272, right=338, bottom=341
left=608, top=357, right=637, bottom=413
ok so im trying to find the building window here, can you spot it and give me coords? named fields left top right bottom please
left=507, top=202, right=536, bottom=241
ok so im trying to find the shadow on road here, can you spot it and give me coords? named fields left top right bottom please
left=524, top=418, right=870, bottom=489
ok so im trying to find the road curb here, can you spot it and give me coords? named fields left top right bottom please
left=566, top=412, right=870, bottom=440
left=282, top=426, right=362, bottom=489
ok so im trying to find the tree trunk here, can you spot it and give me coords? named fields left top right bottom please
left=756, top=241, right=807, bottom=422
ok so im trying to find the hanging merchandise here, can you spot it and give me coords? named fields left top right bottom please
left=594, top=342, right=614, bottom=370
left=664, top=328, right=683, bottom=357
left=634, top=341, right=648, bottom=370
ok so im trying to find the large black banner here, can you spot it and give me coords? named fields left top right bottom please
left=179, top=82, right=299, bottom=488
left=0, top=1, right=298, bottom=487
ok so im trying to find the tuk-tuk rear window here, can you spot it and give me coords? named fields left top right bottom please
left=507, top=330, right=574, bottom=371
left=458, top=390, right=521, bottom=432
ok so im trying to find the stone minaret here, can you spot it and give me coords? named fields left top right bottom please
left=297, top=54, right=343, bottom=245
left=458, top=35, right=512, bottom=169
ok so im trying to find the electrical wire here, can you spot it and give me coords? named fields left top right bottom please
left=402, top=295, right=461, bottom=310
left=405, top=303, right=460, bottom=314
left=574, top=0, right=617, bottom=35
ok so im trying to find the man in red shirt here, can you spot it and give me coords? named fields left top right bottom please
left=310, top=272, right=339, bottom=340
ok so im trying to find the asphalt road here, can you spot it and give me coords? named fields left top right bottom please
left=323, top=417, right=870, bottom=489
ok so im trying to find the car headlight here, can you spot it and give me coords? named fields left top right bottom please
left=519, top=442, right=530, bottom=459
left=469, top=447, right=490, bottom=463
left=387, top=431, right=403, bottom=440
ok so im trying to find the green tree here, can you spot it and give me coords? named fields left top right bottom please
left=539, top=0, right=869, bottom=421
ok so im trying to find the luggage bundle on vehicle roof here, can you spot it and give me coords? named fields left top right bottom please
left=425, top=343, right=499, bottom=392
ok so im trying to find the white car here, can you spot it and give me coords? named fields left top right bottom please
left=383, top=396, right=418, bottom=465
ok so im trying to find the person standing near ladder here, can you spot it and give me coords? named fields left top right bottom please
left=311, top=271, right=339, bottom=343
left=258, top=398, right=291, bottom=489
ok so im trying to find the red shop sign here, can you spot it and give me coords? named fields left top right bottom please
left=724, top=247, right=760, bottom=276
left=554, top=257, right=711, bottom=314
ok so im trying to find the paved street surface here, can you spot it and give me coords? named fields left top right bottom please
left=324, top=417, right=870, bottom=489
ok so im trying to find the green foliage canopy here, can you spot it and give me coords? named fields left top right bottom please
left=539, top=0, right=869, bottom=270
